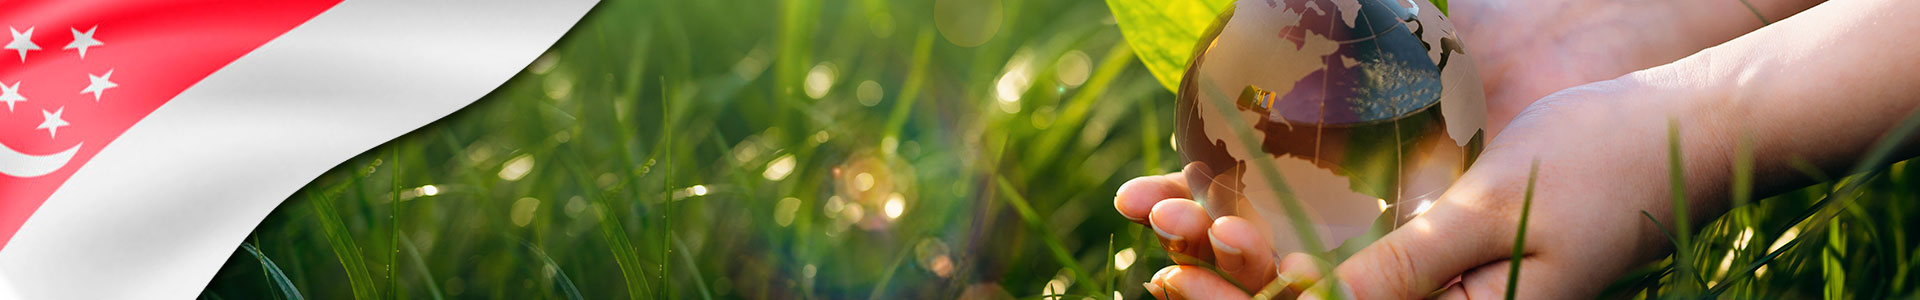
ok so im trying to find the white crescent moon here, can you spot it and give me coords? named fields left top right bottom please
left=1, top=142, right=81, bottom=178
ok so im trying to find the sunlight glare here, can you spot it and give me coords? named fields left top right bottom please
left=805, top=62, right=837, bottom=99
left=1114, top=248, right=1137, bottom=270
left=884, top=193, right=905, bottom=219
left=498, top=154, right=535, bottom=181
left=764, top=154, right=797, bottom=181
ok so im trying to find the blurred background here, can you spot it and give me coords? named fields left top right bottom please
left=196, top=0, right=1920, bottom=299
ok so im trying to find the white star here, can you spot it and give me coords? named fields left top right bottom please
left=4, top=26, right=38, bottom=63
left=64, top=26, right=102, bottom=59
left=81, top=69, right=116, bottom=101
left=0, top=81, right=23, bottom=112
left=37, top=106, right=68, bottom=139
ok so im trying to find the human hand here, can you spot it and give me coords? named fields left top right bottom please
left=1447, top=0, right=1821, bottom=137
left=1124, top=0, right=1828, bottom=297
left=1306, top=73, right=1735, bottom=299
left=1114, top=165, right=1330, bottom=299
left=1125, top=0, right=1915, bottom=297
left=1121, top=65, right=1731, bottom=299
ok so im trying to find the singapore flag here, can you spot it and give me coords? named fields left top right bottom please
left=0, top=0, right=594, bottom=298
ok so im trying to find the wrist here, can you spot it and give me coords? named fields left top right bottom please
left=1621, top=52, right=1743, bottom=224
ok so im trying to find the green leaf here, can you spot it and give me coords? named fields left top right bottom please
left=1105, top=0, right=1231, bottom=93
left=1108, top=0, right=1454, bottom=93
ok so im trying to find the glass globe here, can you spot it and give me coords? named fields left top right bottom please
left=1174, top=0, right=1487, bottom=253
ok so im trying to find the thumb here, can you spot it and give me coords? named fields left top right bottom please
left=1303, top=200, right=1516, bottom=300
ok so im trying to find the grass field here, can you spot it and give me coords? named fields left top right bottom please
left=198, top=0, right=1920, bottom=299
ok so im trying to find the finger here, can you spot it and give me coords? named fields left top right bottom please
left=1435, top=281, right=1469, bottom=300
left=1451, top=257, right=1590, bottom=300
left=1179, top=162, right=1235, bottom=218
left=1155, top=265, right=1253, bottom=300
left=1251, top=253, right=1328, bottom=299
left=1275, top=252, right=1326, bottom=291
left=1208, top=216, right=1275, bottom=290
left=1146, top=267, right=1172, bottom=300
left=1117, top=172, right=1190, bottom=224
left=1150, top=199, right=1215, bottom=265
left=1302, top=203, right=1514, bottom=300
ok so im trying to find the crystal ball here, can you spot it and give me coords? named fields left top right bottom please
left=1174, top=0, right=1487, bottom=253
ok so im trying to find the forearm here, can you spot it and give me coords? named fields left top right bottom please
left=1448, top=0, right=1831, bottom=136
left=1674, top=0, right=1920, bottom=199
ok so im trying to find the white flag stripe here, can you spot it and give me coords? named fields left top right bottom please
left=0, top=1, right=595, bottom=298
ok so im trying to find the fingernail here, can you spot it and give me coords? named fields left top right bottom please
left=1210, top=231, right=1244, bottom=273
left=1209, top=228, right=1242, bottom=255
left=1154, top=225, right=1186, bottom=253
left=1147, top=267, right=1176, bottom=300
left=1119, top=197, right=1146, bottom=222
left=1161, top=268, right=1186, bottom=300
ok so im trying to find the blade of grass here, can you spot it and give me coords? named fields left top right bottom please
left=1666, top=118, right=1699, bottom=294
left=515, top=237, right=585, bottom=300
left=1640, top=211, right=1709, bottom=288
left=865, top=246, right=911, bottom=300
left=1736, top=0, right=1770, bottom=25
left=669, top=234, right=714, bottom=300
left=1106, top=234, right=1116, bottom=295
left=397, top=233, right=445, bottom=300
left=1706, top=126, right=1920, bottom=297
left=595, top=199, right=652, bottom=300
left=569, top=148, right=651, bottom=300
left=659, top=75, right=673, bottom=300
left=242, top=243, right=304, bottom=300
left=1704, top=106, right=1920, bottom=298
left=882, top=27, right=933, bottom=140
left=388, top=147, right=400, bottom=299
left=1138, top=84, right=1162, bottom=175
left=994, top=175, right=1097, bottom=294
left=1699, top=178, right=1869, bottom=298
left=1504, top=159, right=1540, bottom=300
left=251, top=235, right=284, bottom=300
left=561, top=137, right=655, bottom=300
left=1848, top=107, right=1920, bottom=175
left=1733, top=134, right=1755, bottom=208
left=1025, top=44, right=1135, bottom=166
left=308, top=190, right=380, bottom=300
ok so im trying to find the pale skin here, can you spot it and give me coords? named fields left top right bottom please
left=1116, top=0, right=1920, bottom=298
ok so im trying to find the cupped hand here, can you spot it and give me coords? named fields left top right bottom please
left=1310, top=74, right=1731, bottom=299
left=1115, top=165, right=1329, bottom=299
left=1117, top=0, right=1825, bottom=297
left=1121, top=66, right=1731, bottom=299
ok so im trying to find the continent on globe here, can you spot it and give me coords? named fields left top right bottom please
left=1174, top=0, right=1487, bottom=254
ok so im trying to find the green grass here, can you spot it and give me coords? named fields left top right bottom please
left=1506, top=160, right=1539, bottom=300
left=307, top=188, right=379, bottom=300
left=240, top=243, right=302, bottom=300
left=197, top=0, right=1920, bottom=299
left=1668, top=118, right=1701, bottom=294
